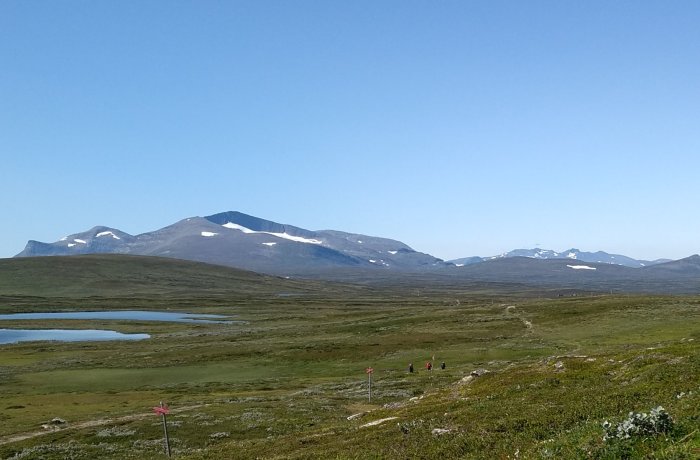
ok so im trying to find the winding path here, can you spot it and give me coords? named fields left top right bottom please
left=0, top=404, right=207, bottom=446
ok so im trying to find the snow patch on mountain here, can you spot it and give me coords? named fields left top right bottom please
left=567, top=265, right=596, bottom=270
left=222, top=222, right=255, bottom=233
left=74, top=239, right=87, bottom=244
left=201, top=232, right=218, bottom=237
left=222, top=222, right=322, bottom=244
left=96, top=231, right=121, bottom=240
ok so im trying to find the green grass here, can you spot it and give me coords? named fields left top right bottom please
left=0, top=254, right=363, bottom=303
left=0, top=256, right=699, bottom=458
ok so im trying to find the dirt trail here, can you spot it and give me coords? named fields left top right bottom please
left=504, top=305, right=533, bottom=331
left=0, top=404, right=206, bottom=446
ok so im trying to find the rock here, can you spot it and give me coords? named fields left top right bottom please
left=41, top=419, right=66, bottom=431
left=554, top=361, right=565, bottom=370
left=459, top=369, right=490, bottom=385
left=347, top=413, right=363, bottom=421
left=432, top=428, right=451, bottom=435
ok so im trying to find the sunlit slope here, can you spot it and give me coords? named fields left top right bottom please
left=0, top=254, right=342, bottom=299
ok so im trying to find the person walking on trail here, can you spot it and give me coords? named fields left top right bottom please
left=426, top=361, right=432, bottom=371
left=408, top=363, right=414, bottom=373
left=441, top=362, right=446, bottom=370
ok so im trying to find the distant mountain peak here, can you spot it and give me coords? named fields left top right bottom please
left=449, top=247, right=668, bottom=269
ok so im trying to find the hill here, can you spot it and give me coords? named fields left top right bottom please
left=0, top=254, right=361, bottom=308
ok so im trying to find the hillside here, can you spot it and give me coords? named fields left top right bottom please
left=0, top=254, right=359, bottom=307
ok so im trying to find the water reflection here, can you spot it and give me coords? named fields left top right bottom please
left=0, top=329, right=150, bottom=344
left=0, top=310, right=237, bottom=323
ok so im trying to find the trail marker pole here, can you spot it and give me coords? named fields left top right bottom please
left=366, top=367, right=373, bottom=403
left=153, top=401, right=171, bottom=458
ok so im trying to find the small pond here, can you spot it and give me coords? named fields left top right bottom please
left=0, top=329, right=150, bottom=344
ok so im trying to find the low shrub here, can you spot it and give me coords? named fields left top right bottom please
left=602, top=406, right=673, bottom=441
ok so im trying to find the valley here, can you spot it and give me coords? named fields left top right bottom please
left=0, top=256, right=698, bottom=458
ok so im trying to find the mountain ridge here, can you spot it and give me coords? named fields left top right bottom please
left=14, top=211, right=694, bottom=282
left=15, top=211, right=447, bottom=275
left=449, top=247, right=670, bottom=268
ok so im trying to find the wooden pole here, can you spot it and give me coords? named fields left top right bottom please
left=368, top=372, right=372, bottom=402
left=160, top=401, right=171, bottom=458
left=365, top=367, right=374, bottom=403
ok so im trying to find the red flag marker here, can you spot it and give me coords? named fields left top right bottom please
left=153, top=406, right=170, bottom=415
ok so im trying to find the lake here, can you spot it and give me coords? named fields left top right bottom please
left=0, top=310, right=237, bottom=323
left=0, top=310, right=240, bottom=344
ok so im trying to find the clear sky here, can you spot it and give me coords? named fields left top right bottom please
left=1, top=1, right=699, bottom=261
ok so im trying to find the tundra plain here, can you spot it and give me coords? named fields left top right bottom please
left=0, top=255, right=698, bottom=459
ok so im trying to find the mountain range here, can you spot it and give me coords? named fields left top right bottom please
left=14, top=210, right=700, bottom=293
left=16, top=211, right=448, bottom=275
left=449, top=248, right=670, bottom=268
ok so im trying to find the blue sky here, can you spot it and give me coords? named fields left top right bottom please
left=1, top=1, right=699, bottom=261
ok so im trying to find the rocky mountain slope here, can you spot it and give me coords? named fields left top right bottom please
left=16, top=211, right=447, bottom=275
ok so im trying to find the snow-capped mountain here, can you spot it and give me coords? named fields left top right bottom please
left=20, top=226, right=136, bottom=256
left=16, top=211, right=448, bottom=275
left=14, top=212, right=687, bottom=282
left=449, top=248, right=669, bottom=268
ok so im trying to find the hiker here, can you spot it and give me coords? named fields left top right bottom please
left=426, top=361, right=432, bottom=371
left=408, top=363, right=414, bottom=373
left=441, top=362, right=446, bottom=370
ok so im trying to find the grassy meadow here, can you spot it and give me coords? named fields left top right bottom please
left=0, top=256, right=699, bottom=458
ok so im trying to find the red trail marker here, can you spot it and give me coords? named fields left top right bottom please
left=152, top=406, right=170, bottom=416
